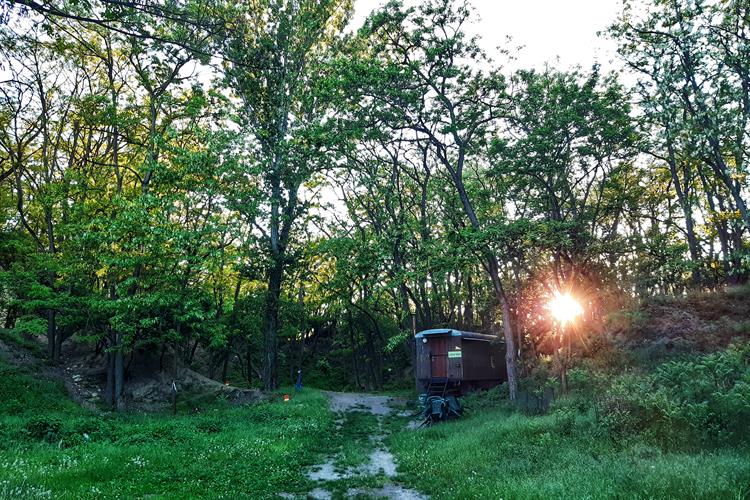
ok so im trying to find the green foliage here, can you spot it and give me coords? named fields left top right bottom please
left=595, top=344, right=750, bottom=449
left=10, top=316, right=47, bottom=337
left=22, top=417, right=64, bottom=443
left=389, top=403, right=750, bottom=499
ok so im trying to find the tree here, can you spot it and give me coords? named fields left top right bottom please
left=352, top=0, right=520, bottom=399
left=612, top=0, right=750, bottom=280
left=222, top=0, right=352, bottom=390
left=494, top=68, right=638, bottom=293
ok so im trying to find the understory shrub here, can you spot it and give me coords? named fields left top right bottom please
left=596, top=343, right=750, bottom=448
left=22, top=417, right=63, bottom=442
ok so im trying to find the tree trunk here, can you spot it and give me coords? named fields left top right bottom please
left=464, top=273, right=474, bottom=329
left=451, top=168, right=519, bottom=400
left=698, top=168, right=733, bottom=276
left=104, top=350, right=114, bottom=407
left=46, top=309, right=56, bottom=360
left=262, top=261, right=283, bottom=390
left=54, top=321, right=63, bottom=361
left=499, top=286, right=519, bottom=400
left=4, top=304, right=17, bottom=329
left=221, top=350, right=230, bottom=384
left=347, top=311, right=361, bottom=389
left=114, top=333, right=125, bottom=411
left=189, top=338, right=200, bottom=365
left=665, top=138, right=701, bottom=285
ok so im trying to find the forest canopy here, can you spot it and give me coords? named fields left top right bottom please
left=1, top=0, right=749, bottom=408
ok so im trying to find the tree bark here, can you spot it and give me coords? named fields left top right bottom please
left=114, top=333, right=125, bottom=411
left=46, top=309, right=56, bottom=360
left=665, top=138, right=701, bottom=285
left=104, top=350, right=114, bottom=407
left=262, top=260, right=283, bottom=390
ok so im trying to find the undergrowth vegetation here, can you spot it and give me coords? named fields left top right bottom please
left=596, top=344, right=750, bottom=449
left=0, top=360, right=338, bottom=499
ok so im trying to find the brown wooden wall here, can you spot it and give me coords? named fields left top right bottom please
left=416, top=335, right=504, bottom=383
left=461, top=339, right=505, bottom=382
left=415, top=335, right=462, bottom=379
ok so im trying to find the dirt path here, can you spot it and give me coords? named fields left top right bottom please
left=325, top=391, right=404, bottom=415
left=298, top=391, right=427, bottom=500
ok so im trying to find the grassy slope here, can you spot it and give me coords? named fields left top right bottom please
left=0, top=359, right=339, bottom=499
left=389, top=403, right=749, bottom=499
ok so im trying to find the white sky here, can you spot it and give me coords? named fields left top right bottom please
left=351, top=0, right=625, bottom=72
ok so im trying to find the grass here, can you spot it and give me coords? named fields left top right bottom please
left=331, top=411, right=380, bottom=470
left=304, top=402, right=411, bottom=498
left=0, top=328, right=46, bottom=357
left=0, top=359, right=340, bottom=499
left=2, top=335, right=750, bottom=499
left=388, top=398, right=750, bottom=499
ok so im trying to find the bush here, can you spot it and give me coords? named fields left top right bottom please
left=22, top=417, right=63, bottom=442
left=595, top=343, right=750, bottom=449
left=461, top=387, right=514, bottom=414
left=195, top=418, right=223, bottom=434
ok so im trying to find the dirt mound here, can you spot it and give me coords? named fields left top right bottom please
left=611, top=285, right=750, bottom=358
left=0, top=338, right=37, bottom=366
left=126, top=367, right=262, bottom=411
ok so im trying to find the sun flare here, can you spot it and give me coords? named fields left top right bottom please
left=547, top=292, right=583, bottom=325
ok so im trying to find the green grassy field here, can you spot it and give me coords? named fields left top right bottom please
left=2, top=352, right=749, bottom=499
left=388, top=404, right=750, bottom=499
left=0, top=359, right=340, bottom=499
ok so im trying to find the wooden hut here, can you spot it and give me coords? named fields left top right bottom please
left=415, top=328, right=506, bottom=396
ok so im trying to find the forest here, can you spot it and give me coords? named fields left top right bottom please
left=0, top=0, right=749, bottom=498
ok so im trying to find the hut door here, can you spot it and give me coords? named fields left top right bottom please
left=430, top=337, right=448, bottom=377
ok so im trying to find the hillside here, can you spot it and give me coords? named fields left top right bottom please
left=611, top=286, right=750, bottom=359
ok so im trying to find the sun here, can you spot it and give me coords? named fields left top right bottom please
left=547, top=292, right=583, bottom=325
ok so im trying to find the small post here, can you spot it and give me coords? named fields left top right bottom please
left=171, top=380, right=177, bottom=416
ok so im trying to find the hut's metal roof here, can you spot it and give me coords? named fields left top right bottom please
left=415, top=328, right=501, bottom=342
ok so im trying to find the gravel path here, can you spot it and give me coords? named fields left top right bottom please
left=300, top=391, right=428, bottom=500
left=324, top=391, right=407, bottom=415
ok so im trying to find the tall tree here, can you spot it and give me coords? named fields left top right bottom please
left=612, top=0, right=750, bottom=281
left=352, top=0, right=520, bottom=399
left=222, top=0, right=352, bottom=390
